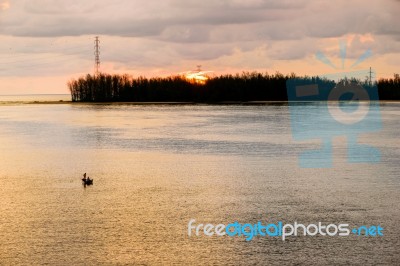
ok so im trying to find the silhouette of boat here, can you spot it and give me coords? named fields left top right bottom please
left=82, top=178, right=93, bottom=186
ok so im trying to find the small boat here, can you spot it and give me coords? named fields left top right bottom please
left=82, top=173, right=93, bottom=186
left=82, top=178, right=93, bottom=186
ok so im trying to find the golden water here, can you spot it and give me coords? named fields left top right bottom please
left=0, top=101, right=399, bottom=265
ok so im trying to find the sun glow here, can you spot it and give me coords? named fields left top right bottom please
left=183, top=65, right=212, bottom=85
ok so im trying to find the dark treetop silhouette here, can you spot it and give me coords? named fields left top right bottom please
left=68, top=72, right=400, bottom=102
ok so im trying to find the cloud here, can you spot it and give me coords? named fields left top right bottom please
left=0, top=0, right=399, bottom=94
left=0, top=0, right=304, bottom=38
left=23, top=0, right=98, bottom=14
left=1, top=0, right=399, bottom=45
left=169, top=0, right=307, bottom=10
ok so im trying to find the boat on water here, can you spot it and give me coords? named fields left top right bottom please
left=82, top=173, right=93, bottom=186
left=82, top=178, right=93, bottom=186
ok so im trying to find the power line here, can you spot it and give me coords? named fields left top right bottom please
left=0, top=50, right=91, bottom=66
left=0, top=39, right=96, bottom=74
left=0, top=43, right=92, bottom=60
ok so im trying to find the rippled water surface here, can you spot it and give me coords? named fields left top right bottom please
left=0, top=100, right=399, bottom=265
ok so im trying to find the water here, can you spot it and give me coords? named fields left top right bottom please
left=0, top=97, right=399, bottom=265
left=0, top=94, right=70, bottom=103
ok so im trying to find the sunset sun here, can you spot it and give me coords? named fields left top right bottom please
left=184, top=65, right=211, bottom=85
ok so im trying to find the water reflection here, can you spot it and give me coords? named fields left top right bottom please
left=0, top=103, right=399, bottom=264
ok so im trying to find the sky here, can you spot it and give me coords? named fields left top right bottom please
left=0, top=0, right=399, bottom=94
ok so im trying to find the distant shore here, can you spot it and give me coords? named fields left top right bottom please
left=1, top=100, right=397, bottom=106
left=68, top=72, right=400, bottom=102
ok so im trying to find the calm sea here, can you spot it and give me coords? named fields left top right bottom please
left=0, top=95, right=399, bottom=265
left=0, top=94, right=71, bottom=103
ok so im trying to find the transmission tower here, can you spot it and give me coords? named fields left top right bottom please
left=369, top=67, right=374, bottom=86
left=94, top=36, right=100, bottom=75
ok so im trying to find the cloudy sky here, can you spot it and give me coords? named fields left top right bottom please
left=0, top=0, right=399, bottom=94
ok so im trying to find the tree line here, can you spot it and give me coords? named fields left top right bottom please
left=68, top=72, right=400, bottom=102
left=377, top=74, right=400, bottom=100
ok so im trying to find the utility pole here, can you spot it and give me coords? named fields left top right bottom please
left=94, top=36, right=100, bottom=75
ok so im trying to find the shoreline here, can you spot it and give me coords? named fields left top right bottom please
left=0, top=100, right=397, bottom=106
